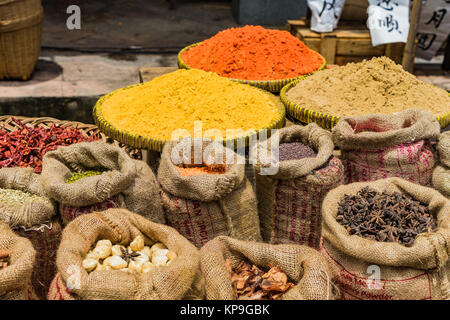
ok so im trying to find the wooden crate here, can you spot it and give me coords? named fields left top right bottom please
left=287, top=19, right=406, bottom=65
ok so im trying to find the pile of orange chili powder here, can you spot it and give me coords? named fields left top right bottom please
left=181, top=25, right=323, bottom=81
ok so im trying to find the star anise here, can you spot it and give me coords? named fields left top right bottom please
left=120, top=247, right=140, bottom=263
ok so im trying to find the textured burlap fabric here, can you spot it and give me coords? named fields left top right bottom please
left=0, top=167, right=59, bottom=299
left=200, top=236, right=337, bottom=300
left=41, top=141, right=164, bottom=225
left=433, top=132, right=450, bottom=198
left=252, top=124, right=344, bottom=247
left=0, top=167, right=55, bottom=228
left=320, top=177, right=450, bottom=300
left=0, top=221, right=36, bottom=300
left=332, top=109, right=440, bottom=185
left=158, top=139, right=261, bottom=248
left=48, top=208, right=203, bottom=300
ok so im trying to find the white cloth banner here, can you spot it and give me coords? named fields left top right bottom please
left=308, top=0, right=346, bottom=33
left=416, top=0, right=450, bottom=60
left=367, top=0, right=410, bottom=46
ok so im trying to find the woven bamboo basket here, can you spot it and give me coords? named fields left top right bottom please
left=177, top=42, right=327, bottom=93
left=0, top=0, right=43, bottom=80
left=93, top=83, right=286, bottom=152
left=280, top=79, right=450, bottom=130
left=0, top=116, right=142, bottom=159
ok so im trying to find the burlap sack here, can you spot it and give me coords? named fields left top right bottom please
left=158, top=138, right=261, bottom=248
left=320, top=177, right=450, bottom=300
left=252, top=124, right=344, bottom=248
left=433, top=132, right=450, bottom=198
left=41, top=141, right=165, bottom=226
left=332, top=109, right=440, bottom=185
left=0, top=167, right=59, bottom=299
left=0, top=221, right=36, bottom=300
left=200, top=236, right=337, bottom=300
left=47, top=208, right=203, bottom=300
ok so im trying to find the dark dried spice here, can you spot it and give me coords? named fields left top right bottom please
left=278, top=142, right=316, bottom=161
left=0, top=118, right=100, bottom=173
left=226, top=259, right=294, bottom=300
left=336, top=187, right=437, bottom=247
left=120, top=247, right=141, bottom=264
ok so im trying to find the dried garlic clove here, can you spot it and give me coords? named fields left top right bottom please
left=140, top=246, right=152, bottom=258
left=142, top=262, right=155, bottom=273
left=130, top=235, right=145, bottom=252
left=104, top=256, right=127, bottom=270
left=96, top=240, right=112, bottom=248
left=150, top=243, right=167, bottom=254
left=135, top=252, right=150, bottom=263
left=96, top=263, right=109, bottom=271
left=129, top=260, right=143, bottom=273
left=166, top=251, right=177, bottom=261
left=153, top=249, right=169, bottom=257
left=82, top=258, right=98, bottom=272
left=86, top=250, right=100, bottom=260
left=93, top=245, right=111, bottom=259
left=111, top=245, right=126, bottom=256
left=120, top=267, right=130, bottom=273
left=152, top=254, right=168, bottom=266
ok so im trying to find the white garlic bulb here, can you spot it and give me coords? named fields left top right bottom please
left=130, top=235, right=145, bottom=252
left=111, top=245, right=126, bottom=256
left=86, top=250, right=100, bottom=260
left=153, top=249, right=169, bottom=257
left=96, top=240, right=112, bottom=248
left=150, top=243, right=167, bottom=254
left=93, top=245, right=111, bottom=260
left=140, top=246, right=152, bottom=258
left=104, top=256, right=127, bottom=270
left=129, top=260, right=143, bottom=273
left=152, top=254, right=169, bottom=267
left=82, top=258, right=98, bottom=272
left=166, top=251, right=177, bottom=261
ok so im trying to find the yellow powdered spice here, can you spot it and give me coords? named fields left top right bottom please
left=99, top=69, right=281, bottom=141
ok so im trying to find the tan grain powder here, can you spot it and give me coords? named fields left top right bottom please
left=286, top=57, right=449, bottom=117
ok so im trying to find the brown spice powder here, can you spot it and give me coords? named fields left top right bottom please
left=286, top=57, right=449, bottom=117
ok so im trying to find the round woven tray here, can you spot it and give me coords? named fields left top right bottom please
left=280, top=79, right=450, bottom=130
left=177, top=42, right=327, bottom=93
left=0, top=116, right=142, bottom=159
left=93, top=83, right=286, bottom=152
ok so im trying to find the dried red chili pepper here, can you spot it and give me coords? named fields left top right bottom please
left=0, top=118, right=101, bottom=173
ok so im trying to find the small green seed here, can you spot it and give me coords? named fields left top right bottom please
left=66, top=171, right=103, bottom=183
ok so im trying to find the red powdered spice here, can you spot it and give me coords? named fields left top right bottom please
left=177, top=164, right=226, bottom=176
left=181, top=25, right=324, bottom=81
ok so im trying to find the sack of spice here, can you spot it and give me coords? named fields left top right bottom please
left=200, top=236, right=336, bottom=300
left=48, top=208, right=203, bottom=300
left=320, top=177, right=450, bottom=300
left=252, top=124, right=344, bottom=248
left=433, top=131, right=450, bottom=197
left=41, top=141, right=165, bottom=226
left=0, top=221, right=36, bottom=300
left=0, top=167, right=60, bottom=299
left=332, top=109, right=440, bottom=185
left=158, top=138, right=261, bottom=248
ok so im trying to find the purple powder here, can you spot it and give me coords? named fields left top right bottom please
left=278, top=142, right=316, bottom=161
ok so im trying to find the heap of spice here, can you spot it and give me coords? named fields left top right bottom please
left=82, top=236, right=177, bottom=274
left=0, top=249, right=9, bottom=269
left=278, top=142, right=316, bottom=161
left=0, top=188, right=48, bottom=204
left=226, top=259, right=294, bottom=300
left=0, top=118, right=100, bottom=173
left=336, top=187, right=437, bottom=247
left=99, top=69, right=281, bottom=141
left=181, top=25, right=323, bottom=80
left=286, top=57, right=450, bottom=117
left=65, top=170, right=104, bottom=183
left=176, top=163, right=226, bottom=176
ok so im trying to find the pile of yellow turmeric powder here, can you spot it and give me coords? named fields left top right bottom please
left=99, top=69, right=281, bottom=141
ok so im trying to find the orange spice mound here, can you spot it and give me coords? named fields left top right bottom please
left=177, top=165, right=226, bottom=176
left=181, top=25, right=324, bottom=81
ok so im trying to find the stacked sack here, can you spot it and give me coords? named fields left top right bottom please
left=333, top=109, right=440, bottom=185
left=433, top=131, right=450, bottom=197
left=158, top=138, right=262, bottom=248
left=0, top=167, right=59, bottom=299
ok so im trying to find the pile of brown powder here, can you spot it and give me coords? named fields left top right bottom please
left=286, top=57, right=449, bottom=117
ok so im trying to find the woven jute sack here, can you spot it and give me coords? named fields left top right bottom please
left=47, top=208, right=203, bottom=300
left=41, top=141, right=165, bottom=226
left=0, top=221, right=36, bottom=300
left=332, top=109, right=440, bottom=185
left=320, top=177, right=450, bottom=300
left=200, top=236, right=337, bottom=300
left=0, top=167, right=59, bottom=299
left=158, top=138, right=261, bottom=248
left=433, top=132, right=450, bottom=198
left=252, top=124, right=344, bottom=248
